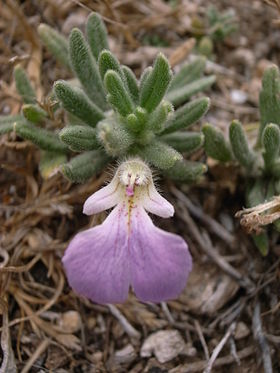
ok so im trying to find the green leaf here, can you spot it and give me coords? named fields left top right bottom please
left=202, top=123, right=232, bottom=162
left=252, top=233, right=269, bottom=256
left=104, top=70, right=134, bottom=116
left=97, top=119, right=134, bottom=157
left=122, top=66, right=139, bottom=104
left=86, top=12, right=109, bottom=61
left=62, top=150, right=109, bottom=183
left=229, top=120, right=255, bottom=169
left=246, top=179, right=265, bottom=207
left=38, top=23, right=70, bottom=69
left=148, top=101, right=173, bottom=133
left=140, top=53, right=172, bottom=113
left=54, top=80, right=104, bottom=127
left=139, top=140, right=182, bottom=169
left=0, top=122, right=13, bottom=135
left=0, top=114, right=24, bottom=135
left=162, top=97, right=210, bottom=134
left=270, top=159, right=280, bottom=178
left=169, top=57, right=206, bottom=91
left=15, top=121, right=68, bottom=153
left=164, top=159, right=207, bottom=182
left=22, top=104, right=48, bottom=123
left=98, top=50, right=123, bottom=81
left=69, top=28, right=106, bottom=110
left=39, top=151, right=67, bottom=179
left=258, top=65, right=280, bottom=146
left=198, top=37, right=214, bottom=58
left=262, top=123, right=280, bottom=170
left=161, top=131, right=204, bottom=154
left=60, top=125, right=99, bottom=151
left=126, top=107, right=148, bottom=133
left=139, top=67, right=152, bottom=93
left=166, top=75, right=216, bottom=107
left=245, top=179, right=270, bottom=256
left=14, top=65, right=36, bottom=104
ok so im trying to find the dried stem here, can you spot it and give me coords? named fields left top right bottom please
left=253, top=301, right=273, bottom=373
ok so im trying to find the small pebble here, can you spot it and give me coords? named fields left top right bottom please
left=230, top=89, right=247, bottom=105
left=58, top=310, right=81, bottom=333
left=141, top=330, right=185, bottom=363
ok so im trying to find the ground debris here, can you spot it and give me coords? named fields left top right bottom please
left=140, top=330, right=186, bottom=363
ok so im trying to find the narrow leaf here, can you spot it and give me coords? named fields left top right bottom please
left=126, top=107, right=148, bottom=133
left=99, top=50, right=123, bottom=81
left=161, top=131, right=204, bottom=154
left=86, top=12, right=109, bottom=61
left=262, top=123, right=280, bottom=169
left=202, top=123, right=232, bottom=162
left=22, top=104, right=48, bottom=123
left=69, top=28, right=106, bottom=109
left=54, top=80, right=104, bottom=127
left=169, top=57, right=206, bottom=91
left=252, top=233, right=269, bottom=256
left=104, top=70, right=134, bottom=116
left=38, top=23, right=70, bottom=69
left=62, top=150, right=109, bottom=183
left=60, top=125, right=99, bottom=151
left=166, top=75, right=216, bottom=107
left=0, top=115, right=24, bottom=135
left=97, top=120, right=134, bottom=157
left=122, top=66, right=139, bottom=104
left=14, top=65, right=36, bottom=104
left=162, top=97, right=210, bottom=134
left=258, top=65, right=280, bottom=146
left=39, top=151, right=67, bottom=179
left=139, top=140, right=182, bottom=169
left=140, top=53, right=172, bottom=113
left=229, top=120, right=255, bottom=169
left=15, top=121, right=68, bottom=153
left=139, top=67, right=152, bottom=93
left=148, top=101, right=173, bottom=133
left=246, top=179, right=265, bottom=207
left=164, top=160, right=207, bottom=182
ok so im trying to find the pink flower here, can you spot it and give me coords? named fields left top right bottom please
left=62, top=159, right=192, bottom=304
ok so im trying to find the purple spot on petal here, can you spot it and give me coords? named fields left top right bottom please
left=126, top=185, right=134, bottom=196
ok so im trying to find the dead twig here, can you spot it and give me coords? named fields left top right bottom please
left=20, top=339, right=50, bottom=373
left=0, top=298, right=17, bottom=373
left=253, top=301, right=273, bottom=373
left=169, top=38, right=196, bottom=68
left=170, top=345, right=255, bottom=373
left=236, top=196, right=280, bottom=234
left=203, top=322, right=237, bottom=373
left=171, top=186, right=236, bottom=248
left=176, top=202, right=253, bottom=290
left=108, top=304, right=141, bottom=340
left=160, top=302, right=175, bottom=324
left=229, top=337, right=240, bottom=366
left=194, top=320, right=209, bottom=361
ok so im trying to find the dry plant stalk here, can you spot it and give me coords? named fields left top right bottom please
left=235, top=196, right=280, bottom=234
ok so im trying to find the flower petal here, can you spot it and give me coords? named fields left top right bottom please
left=129, top=207, right=192, bottom=302
left=63, top=204, right=130, bottom=304
left=142, top=183, right=174, bottom=218
left=83, top=175, right=120, bottom=215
